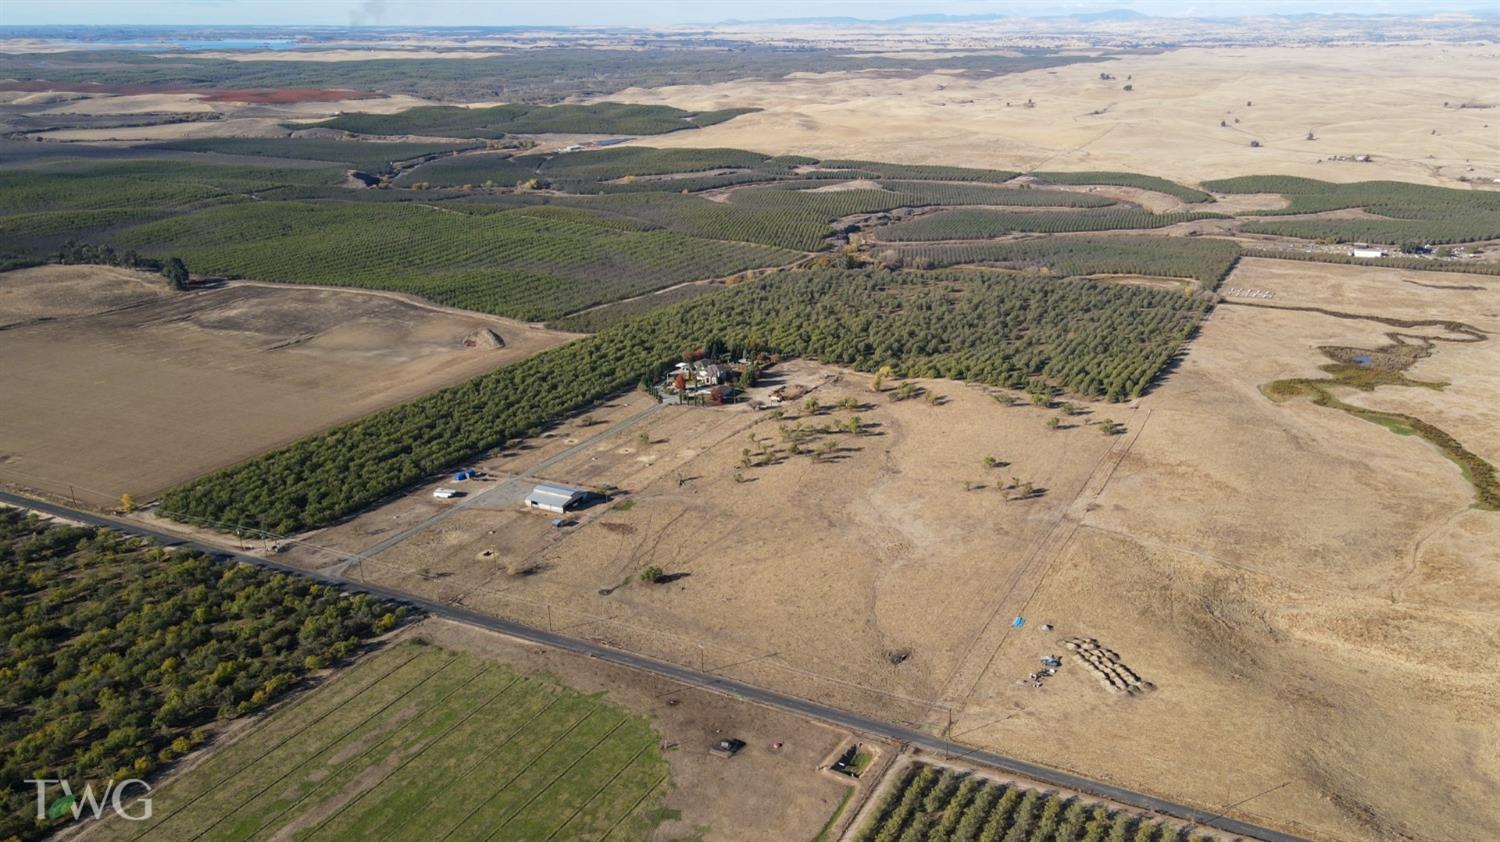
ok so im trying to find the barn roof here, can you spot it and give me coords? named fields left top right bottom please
left=525, top=482, right=590, bottom=508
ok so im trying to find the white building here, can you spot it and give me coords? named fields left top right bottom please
left=1351, top=248, right=1387, bottom=259
left=524, top=482, right=592, bottom=514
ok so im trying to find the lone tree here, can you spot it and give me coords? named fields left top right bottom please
left=164, top=257, right=189, bottom=291
left=639, top=565, right=664, bottom=584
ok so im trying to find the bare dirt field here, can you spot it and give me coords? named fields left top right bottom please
left=0, top=266, right=575, bottom=508
left=289, top=258, right=1500, bottom=842
left=18, top=91, right=436, bottom=142
left=614, top=44, right=1500, bottom=187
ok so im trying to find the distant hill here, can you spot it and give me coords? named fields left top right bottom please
left=715, top=10, right=1164, bottom=26
left=1064, top=9, right=1151, bottom=22
left=717, top=13, right=1007, bottom=25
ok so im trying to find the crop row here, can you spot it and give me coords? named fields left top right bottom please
left=555, top=185, right=1118, bottom=252
left=548, top=283, right=725, bottom=333
left=0, top=159, right=350, bottom=261
left=114, top=201, right=797, bottom=320
left=399, top=148, right=1050, bottom=194
left=819, top=160, right=1019, bottom=183
left=1202, top=175, right=1500, bottom=216
left=1031, top=171, right=1213, bottom=203
left=0, top=509, right=402, bottom=842
left=141, top=138, right=480, bottom=173
left=398, top=146, right=791, bottom=192
left=896, top=236, right=1242, bottom=287
left=1241, top=213, right=1500, bottom=247
left=562, top=192, right=835, bottom=250
left=308, top=102, right=757, bottom=138
left=881, top=181, right=1116, bottom=208
left=0, top=160, right=337, bottom=214
left=853, top=763, right=1214, bottom=842
left=878, top=210, right=1227, bottom=241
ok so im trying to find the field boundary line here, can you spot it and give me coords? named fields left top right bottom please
left=378, top=688, right=570, bottom=841
left=112, top=646, right=428, bottom=842
left=433, top=708, right=606, bottom=842
left=224, top=661, right=494, bottom=841
left=277, top=669, right=522, bottom=841
left=177, top=654, right=464, bottom=841
left=297, top=673, right=521, bottom=838
left=598, top=774, right=670, bottom=842
left=542, top=743, right=655, bottom=842
left=480, top=717, right=631, bottom=841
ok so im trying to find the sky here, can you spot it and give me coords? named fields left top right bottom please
left=1, top=0, right=1491, bottom=27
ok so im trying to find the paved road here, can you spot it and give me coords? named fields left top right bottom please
left=322, top=403, right=666, bottom=576
left=0, top=489, right=1307, bottom=842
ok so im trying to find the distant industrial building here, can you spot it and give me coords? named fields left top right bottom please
left=524, top=482, right=593, bottom=514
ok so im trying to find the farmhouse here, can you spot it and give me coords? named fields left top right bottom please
left=693, top=361, right=728, bottom=384
left=524, top=482, right=592, bottom=514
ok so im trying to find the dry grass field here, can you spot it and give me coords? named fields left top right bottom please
left=0, top=266, right=575, bottom=508
left=616, top=45, right=1500, bottom=187
left=952, top=260, right=1500, bottom=842
left=288, top=257, right=1500, bottom=842
left=299, top=363, right=1128, bottom=711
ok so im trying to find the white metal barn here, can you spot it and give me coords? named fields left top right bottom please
left=524, top=482, right=591, bottom=514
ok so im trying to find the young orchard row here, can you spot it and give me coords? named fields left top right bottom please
left=853, top=763, right=1216, bottom=842
left=0, top=509, right=405, bottom=842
